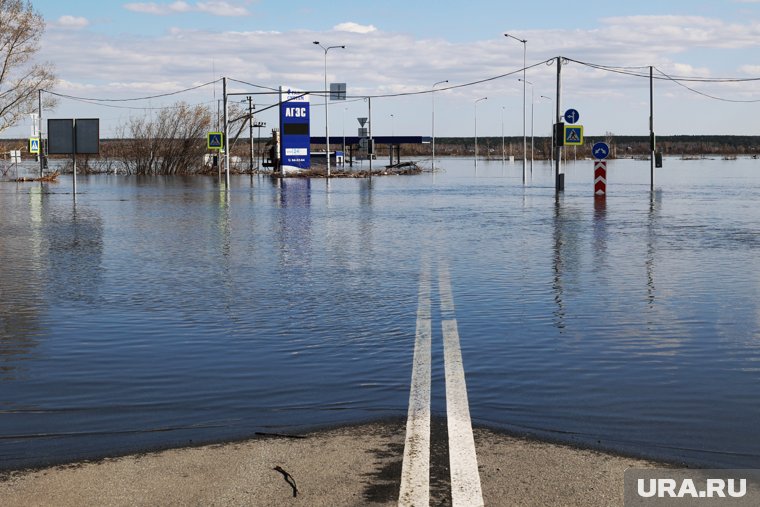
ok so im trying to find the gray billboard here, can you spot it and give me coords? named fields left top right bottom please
left=47, top=118, right=100, bottom=155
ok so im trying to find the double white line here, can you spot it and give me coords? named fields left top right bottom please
left=399, top=259, right=484, bottom=507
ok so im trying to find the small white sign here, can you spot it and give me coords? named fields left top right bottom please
left=285, top=148, right=308, bottom=156
left=280, top=87, right=310, bottom=103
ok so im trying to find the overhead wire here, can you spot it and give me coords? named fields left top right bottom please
left=39, top=56, right=760, bottom=115
left=565, top=58, right=760, bottom=103
left=653, top=67, right=760, bottom=103
left=42, top=79, right=222, bottom=103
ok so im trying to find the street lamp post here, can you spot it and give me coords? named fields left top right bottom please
left=540, top=95, right=553, bottom=171
left=432, top=79, right=448, bottom=172
left=474, top=97, right=487, bottom=170
left=342, top=106, right=346, bottom=167
left=501, top=106, right=506, bottom=166
left=518, top=78, right=534, bottom=176
left=390, top=113, right=395, bottom=165
left=505, top=33, right=527, bottom=184
left=313, top=41, right=345, bottom=178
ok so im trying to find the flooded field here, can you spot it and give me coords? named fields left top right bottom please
left=1, top=157, right=759, bottom=470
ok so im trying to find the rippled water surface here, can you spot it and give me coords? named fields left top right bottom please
left=1, top=158, right=759, bottom=469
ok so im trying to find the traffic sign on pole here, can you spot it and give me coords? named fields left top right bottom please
left=564, top=108, right=580, bottom=124
left=207, top=132, right=223, bottom=150
left=29, top=137, right=40, bottom=154
left=564, top=125, right=583, bottom=146
left=592, top=142, right=610, bottom=160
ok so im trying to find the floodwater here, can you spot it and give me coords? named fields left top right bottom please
left=1, top=157, right=759, bottom=470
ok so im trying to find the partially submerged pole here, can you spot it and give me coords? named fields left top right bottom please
left=223, top=77, right=230, bottom=189
left=650, top=66, right=655, bottom=192
left=554, top=57, right=563, bottom=194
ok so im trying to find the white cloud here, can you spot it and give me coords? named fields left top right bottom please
left=124, top=1, right=249, bottom=17
left=56, top=15, right=90, bottom=28
left=35, top=14, right=760, bottom=136
left=739, top=64, right=760, bottom=75
left=333, top=22, right=377, bottom=34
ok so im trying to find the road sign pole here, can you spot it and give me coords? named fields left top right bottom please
left=38, top=89, right=43, bottom=177
left=368, top=96, right=372, bottom=180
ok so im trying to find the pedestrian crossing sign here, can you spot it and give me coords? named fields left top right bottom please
left=29, top=137, right=40, bottom=154
left=207, top=132, right=223, bottom=150
left=564, top=125, right=584, bottom=146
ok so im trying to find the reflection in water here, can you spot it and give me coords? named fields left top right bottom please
left=359, top=179, right=374, bottom=261
left=0, top=187, right=103, bottom=380
left=46, top=203, right=105, bottom=305
left=552, top=199, right=566, bottom=331
left=274, top=178, right=313, bottom=275
left=592, top=196, right=607, bottom=270
left=646, top=191, right=661, bottom=308
left=551, top=199, right=582, bottom=332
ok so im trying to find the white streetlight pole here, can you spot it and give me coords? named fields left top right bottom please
left=540, top=95, right=553, bottom=171
left=518, top=78, right=534, bottom=176
left=501, top=106, right=506, bottom=166
left=505, top=33, right=527, bottom=184
left=342, top=106, right=346, bottom=167
left=475, top=97, right=487, bottom=170
left=313, top=41, right=345, bottom=178
left=390, top=113, right=395, bottom=165
left=432, top=79, right=448, bottom=172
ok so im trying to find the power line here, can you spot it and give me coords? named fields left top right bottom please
left=565, top=58, right=760, bottom=103
left=42, top=79, right=221, bottom=103
left=226, top=78, right=279, bottom=92
left=568, top=58, right=760, bottom=83
left=346, top=59, right=556, bottom=99
left=654, top=67, right=760, bottom=103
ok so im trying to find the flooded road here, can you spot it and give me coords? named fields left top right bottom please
left=1, top=157, right=759, bottom=469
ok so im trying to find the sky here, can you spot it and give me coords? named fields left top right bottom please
left=8, top=0, right=760, bottom=139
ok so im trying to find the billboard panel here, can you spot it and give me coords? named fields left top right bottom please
left=47, top=119, right=74, bottom=154
left=279, top=87, right=310, bottom=171
left=76, top=118, right=100, bottom=154
left=47, top=118, right=100, bottom=154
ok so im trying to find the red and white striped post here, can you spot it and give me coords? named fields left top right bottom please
left=594, top=160, right=607, bottom=196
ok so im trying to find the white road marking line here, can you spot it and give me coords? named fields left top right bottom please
left=439, top=263, right=484, bottom=507
left=399, top=261, right=432, bottom=507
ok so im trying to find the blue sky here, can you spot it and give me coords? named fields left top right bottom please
left=9, top=0, right=760, bottom=138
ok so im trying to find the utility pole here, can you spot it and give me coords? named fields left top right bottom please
left=223, top=77, right=230, bottom=189
left=554, top=57, right=563, bottom=195
left=650, top=66, right=655, bottom=192
left=248, top=96, right=254, bottom=177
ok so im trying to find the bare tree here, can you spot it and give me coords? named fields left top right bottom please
left=114, top=102, right=212, bottom=175
left=0, top=0, right=56, bottom=133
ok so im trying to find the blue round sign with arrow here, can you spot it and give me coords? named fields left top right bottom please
left=592, top=142, right=610, bottom=160
left=564, top=108, right=580, bottom=124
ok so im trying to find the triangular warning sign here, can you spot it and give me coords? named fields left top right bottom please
left=357, top=117, right=368, bottom=127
